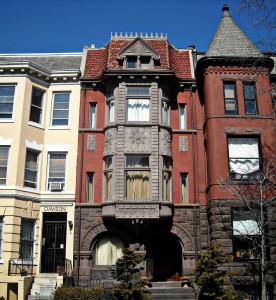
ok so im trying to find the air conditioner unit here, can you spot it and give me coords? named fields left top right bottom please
left=49, top=182, right=63, bottom=191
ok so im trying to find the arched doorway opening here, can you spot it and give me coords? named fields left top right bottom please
left=146, top=232, right=182, bottom=281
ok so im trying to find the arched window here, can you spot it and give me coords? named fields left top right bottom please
left=94, top=236, right=124, bottom=265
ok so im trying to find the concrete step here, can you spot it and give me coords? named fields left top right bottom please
left=28, top=274, right=58, bottom=300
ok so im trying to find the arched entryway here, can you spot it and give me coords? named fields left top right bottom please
left=146, top=232, right=182, bottom=281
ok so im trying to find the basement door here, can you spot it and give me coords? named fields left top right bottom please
left=41, top=212, right=67, bottom=273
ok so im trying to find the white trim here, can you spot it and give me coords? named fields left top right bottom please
left=28, top=121, right=44, bottom=129
left=25, top=140, right=43, bottom=151
left=46, top=144, right=70, bottom=152
left=0, top=137, right=13, bottom=145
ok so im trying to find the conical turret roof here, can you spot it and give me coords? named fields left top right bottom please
left=206, top=4, right=263, bottom=58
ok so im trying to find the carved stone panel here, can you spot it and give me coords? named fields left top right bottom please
left=179, top=136, right=188, bottom=152
left=87, top=135, right=96, bottom=151
left=159, top=129, right=172, bottom=156
left=104, top=128, right=117, bottom=155
left=124, top=127, right=151, bottom=152
left=116, top=203, right=159, bottom=219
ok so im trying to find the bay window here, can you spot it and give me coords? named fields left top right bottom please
left=20, top=219, right=35, bottom=259
left=228, top=137, right=260, bottom=180
left=0, top=85, right=15, bottom=119
left=0, top=147, right=9, bottom=185
left=162, top=156, right=171, bottom=201
left=224, top=82, right=237, bottom=115
left=29, top=88, right=44, bottom=124
left=106, top=89, right=115, bottom=123
left=161, top=89, right=170, bottom=125
left=104, top=156, right=113, bottom=200
left=127, top=87, right=150, bottom=122
left=24, top=149, right=39, bottom=188
left=126, top=155, right=150, bottom=199
left=243, top=82, right=257, bottom=115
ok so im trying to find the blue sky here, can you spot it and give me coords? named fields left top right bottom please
left=0, top=0, right=263, bottom=54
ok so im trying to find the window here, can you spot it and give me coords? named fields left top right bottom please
left=180, top=173, right=189, bottom=203
left=89, top=103, right=96, bottom=128
left=161, top=89, right=170, bottom=125
left=86, top=172, right=94, bottom=203
left=179, top=105, right=186, bottom=129
left=127, top=87, right=150, bottom=122
left=228, top=137, right=260, bottom=180
left=51, top=93, right=70, bottom=126
left=224, top=82, right=237, bottom=115
left=162, top=157, right=171, bottom=201
left=106, top=89, right=115, bottom=123
left=232, top=210, right=260, bottom=259
left=126, top=56, right=151, bottom=69
left=24, top=150, right=39, bottom=188
left=20, top=219, right=35, bottom=259
left=104, top=156, right=113, bottom=200
left=0, top=85, right=15, bottom=119
left=29, top=88, right=44, bottom=124
left=0, top=147, right=9, bottom=185
left=47, top=153, right=66, bottom=191
left=126, top=155, right=150, bottom=199
left=243, top=82, right=257, bottom=114
left=94, top=236, right=124, bottom=265
left=0, top=217, right=3, bottom=258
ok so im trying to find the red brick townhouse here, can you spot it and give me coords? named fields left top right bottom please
left=73, top=4, right=275, bottom=297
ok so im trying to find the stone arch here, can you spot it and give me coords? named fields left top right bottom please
left=170, top=222, right=195, bottom=252
left=80, top=222, right=108, bottom=251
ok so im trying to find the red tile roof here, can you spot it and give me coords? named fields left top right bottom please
left=83, top=38, right=192, bottom=79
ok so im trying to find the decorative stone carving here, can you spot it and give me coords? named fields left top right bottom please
left=116, top=204, right=159, bottom=219
left=159, top=129, right=172, bottom=155
left=118, top=37, right=160, bottom=60
left=171, top=223, right=194, bottom=251
left=87, top=135, right=96, bottom=151
left=125, top=128, right=151, bottom=152
left=81, top=222, right=108, bottom=249
left=180, top=136, right=188, bottom=152
left=129, top=129, right=146, bottom=146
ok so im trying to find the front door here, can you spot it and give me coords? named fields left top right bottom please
left=41, top=213, right=67, bottom=273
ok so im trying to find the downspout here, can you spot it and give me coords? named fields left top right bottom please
left=77, top=84, right=87, bottom=285
left=190, top=84, right=198, bottom=261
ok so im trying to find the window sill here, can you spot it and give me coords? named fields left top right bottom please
left=48, top=126, right=71, bottom=130
left=0, top=119, right=14, bottom=123
left=28, top=121, right=44, bottom=129
left=0, top=259, right=3, bottom=264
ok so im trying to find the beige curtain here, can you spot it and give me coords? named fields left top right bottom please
left=95, top=236, right=124, bottom=265
left=181, top=175, right=188, bottom=203
left=163, top=171, right=170, bottom=200
left=105, top=172, right=112, bottom=199
left=126, top=171, right=149, bottom=198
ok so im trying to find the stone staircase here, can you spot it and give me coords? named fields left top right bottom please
left=147, top=281, right=196, bottom=300
left=28, top=273, right=58, bottom=300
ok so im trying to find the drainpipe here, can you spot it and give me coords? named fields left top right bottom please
left=190, top=84, right=198, bottom=261
left=77, top=84, right=87, bottom=285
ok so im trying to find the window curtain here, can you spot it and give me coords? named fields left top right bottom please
left=126, top=171, right=149, bottom=198
left=105, top=171, right=112, bottom=200
left=163, top=171, right=170, bottom=200
left=162, top=101, right=169, bottom=124
left=181, top=174, right=188, bottom=203
left=233, top=212, right=260, bottom=236
left=49, top=154, right=66, bottom=183
left=180, top=106, right=186, bottom=129
left=95, top=236, right=124, bottom=265
left=127, top=99, right=149, bottom=121
left=109, top=100, right=114, bottom=123
left=228, top=138, right=259, bottom=174
left=86, top=174, right=94, bottom=202
left=90, top=104, right=96, bottom=128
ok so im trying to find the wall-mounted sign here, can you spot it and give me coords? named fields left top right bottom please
left=43, top=206, right=67, bottom=212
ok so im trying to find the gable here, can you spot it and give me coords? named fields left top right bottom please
left=118, top=37, right=160, bottom=60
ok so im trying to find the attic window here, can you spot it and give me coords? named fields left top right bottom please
left=126, top=56, right=151, bottom=69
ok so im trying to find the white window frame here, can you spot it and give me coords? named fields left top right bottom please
left=126, top=87, right=150, bottom=122
left=0, top=85, right=16, bottom=121
left=19, top=219, right=35, bottom=260
left=24, top=149, right=40, bottom=189
left=0, top=217, right=4, bottom=259
left=29, top=87, right=44, bottom=125
left=179, top=104, right=186, bottom=129
left=89, top=103, right=97, bottom=128
left=47, top=153, right=67, bottom=191
left=0, top=146, right=10, bottom=185
left=51, top=92, right=71, bottom=127
left=228, top=137, right=260, bottom=180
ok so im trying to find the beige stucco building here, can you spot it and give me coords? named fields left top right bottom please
left=0, top=53, right=81, bottom=299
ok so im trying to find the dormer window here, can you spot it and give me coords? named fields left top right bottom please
left=118, top=37, right=160, bottom=70
left=126, top=56, right=151, bottom=69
